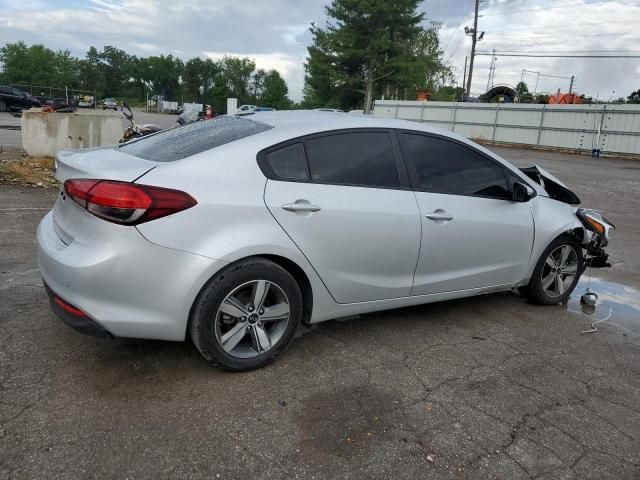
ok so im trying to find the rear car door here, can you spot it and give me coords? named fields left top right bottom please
left=262, top=129, right=421, bottom=303
left=397, top=132, right=534, bottom=295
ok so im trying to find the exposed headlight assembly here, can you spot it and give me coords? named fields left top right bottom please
left=577, top=208, right=615, bottom=243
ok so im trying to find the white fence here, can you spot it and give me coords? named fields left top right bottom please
left=374, top=100, right=640, bottom=157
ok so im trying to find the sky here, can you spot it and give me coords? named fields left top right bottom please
left=0, top=0, right=638, bottom=102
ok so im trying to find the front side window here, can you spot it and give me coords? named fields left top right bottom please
left=399, top=133, right=510, bottom=199
left=304, top=131, right=401, bottom=188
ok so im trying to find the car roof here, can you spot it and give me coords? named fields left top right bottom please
left=246, top=110, right=465, bottom=141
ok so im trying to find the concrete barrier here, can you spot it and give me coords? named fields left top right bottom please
left=21, top=109, right=122, bottom=157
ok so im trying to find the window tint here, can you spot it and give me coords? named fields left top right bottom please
left=304, top=132, right=400, bottom=188
left=119, top=116, right=273, bottom=162
left=266, top=143, right=308, bottom=180
left=400, top=133, right=510, bottom=198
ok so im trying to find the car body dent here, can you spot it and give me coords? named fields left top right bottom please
left=521, top=195, right=586, bottom=284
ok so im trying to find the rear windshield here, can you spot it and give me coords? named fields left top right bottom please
left=119, top=116, right=273, bottom=162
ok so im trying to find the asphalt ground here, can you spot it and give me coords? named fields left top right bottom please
left=1, top=147, right=639, bottom=479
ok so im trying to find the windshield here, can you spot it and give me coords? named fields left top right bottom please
left=119, top=115, right=273, bottom=162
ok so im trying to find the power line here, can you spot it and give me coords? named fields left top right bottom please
left=442, top=14, right=468, bottom=54
left=479, top=1, right=610, bottom=16
left=476, top=52, right=640, bottom=58
left=485, top=50, right=640, bottom=53
left=488, top=32, right=638, bottom=40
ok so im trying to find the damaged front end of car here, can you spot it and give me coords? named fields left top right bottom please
left=576, top=209, right=615, bottom=268
left=521, top=165, right=615, bottom=269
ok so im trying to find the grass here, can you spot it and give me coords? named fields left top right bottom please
left=0, top=156, right=58, bottom=187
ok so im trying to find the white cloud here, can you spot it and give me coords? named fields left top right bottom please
left=0, top=0, right=637, bottom=101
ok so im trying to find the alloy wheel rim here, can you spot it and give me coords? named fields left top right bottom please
left=214, top=280, right=290, bottom=359
left=540, top=245, right=579, bottom=297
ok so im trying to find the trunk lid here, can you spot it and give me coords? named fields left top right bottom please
left=520, top=165, right=581, bottom=205
left=52, top=147, right=158, bottom=245
left=55, top=146, right=157, bottom=183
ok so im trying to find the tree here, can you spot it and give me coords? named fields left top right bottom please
left=219, top=56, right=256, bottom=102
left=628, top=89, right=640, bottom=104
left=98, top=46, right=134, bottom=96
left=303, top=0, right=448, bottom=112
left=250, top=69, right=268, bottom=100
left=431, top=85, right=464, bottom=102
left=515, top=81, right=529, bottom=97
left=0, top=42, right=59, bottom=87
left=260, top=70, right=292, bottom=109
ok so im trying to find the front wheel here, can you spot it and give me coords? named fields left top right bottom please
left=520, top=235, right=584, bottom=305
left=189, top=258, right=303, bottom=371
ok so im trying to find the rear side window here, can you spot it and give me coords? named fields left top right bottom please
left=304, top=132, right=401, bottom=188
left=265, top=143, right=308, bottom=180
left=119, top=116, right=273, bottom=162
left=399, top=133, right=510, bottom=199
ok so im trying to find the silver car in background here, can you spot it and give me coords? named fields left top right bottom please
left=37, top=111, right=614, bottom=371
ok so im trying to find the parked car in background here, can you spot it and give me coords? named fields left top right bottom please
left=237, top=107, right=276, bottom=116
left=314, top=108, right=344, bottom=113
left=237, top=104, right=257, bottom=113
left=102, top=98, right=118, bottom=111
left=38, top=112, right=614, bottom=371
left=0, top=85, right=41, bottom=112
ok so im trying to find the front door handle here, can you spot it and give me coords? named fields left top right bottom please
left=425, top=210, right=454, bottom=223
left=282, top=200, right=321, bottom=213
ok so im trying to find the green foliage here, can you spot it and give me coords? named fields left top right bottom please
left=628, top=89, right=640, bottom=104
left=260, top=70, right=292, bottom=110
left=0, top=41, right=80, bottom=87
left=302, top=0, right=451, bottom=112
left=515, top=81, right=529, bottom=97
left=431, top=85, right=464, bottom=102
left=0, top=41, right=293, bottom=113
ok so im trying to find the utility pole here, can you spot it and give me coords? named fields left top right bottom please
left=465, top=0, right=482, bottom=99
left=462, top=56, right=468, bottom=102
left=569, top=75, right=575, bottom=94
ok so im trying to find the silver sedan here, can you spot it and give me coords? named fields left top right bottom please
left=37, top=111, right=614, bottom=370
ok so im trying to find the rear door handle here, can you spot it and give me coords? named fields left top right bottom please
left=282, top=200, right=321, bottom=213
left=425, top=210, right=454, bottom=222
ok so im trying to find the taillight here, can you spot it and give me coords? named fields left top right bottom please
left=63, top=179, right=197, bottom=225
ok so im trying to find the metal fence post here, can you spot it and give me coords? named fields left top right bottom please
left=451, top=103, right=458, bottom=132
left=420, top=103, right=425, bottom=122
left=535, top=105, right=546, bottom=147
left=395, top=102, right=399, bottom=119
left=596, top=104, right=607, bottom=154
left=491, top=103, right=500, bottom=142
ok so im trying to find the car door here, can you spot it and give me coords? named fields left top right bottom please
left=262, top=129, right=421, bottom=304
left=397, top=131, right=534, bottom=295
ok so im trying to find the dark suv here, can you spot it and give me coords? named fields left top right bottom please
left=0, top=86, right=41, bottom=112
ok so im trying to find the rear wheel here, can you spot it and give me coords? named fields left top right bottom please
left=189, top=258, right=303, bottom=371
left=520, top=235, right=583, bottom=305
left=0, top=101, right=6, bottom=112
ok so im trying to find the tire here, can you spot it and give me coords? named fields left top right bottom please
left=519, top=234, right=583, bottom=305
left=189, top=258, right=303, bottom=371
left=0, top=101, right=6, bottom=112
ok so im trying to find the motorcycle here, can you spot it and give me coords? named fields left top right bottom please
left=119, top=103, right=162, bottom=143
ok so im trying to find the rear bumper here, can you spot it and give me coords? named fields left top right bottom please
left=37, top=210, right=227, bottom=341
left=44, top=282, right=113, bottom=339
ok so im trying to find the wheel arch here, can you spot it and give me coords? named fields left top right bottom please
left=187, top=254, right=314, bottom=337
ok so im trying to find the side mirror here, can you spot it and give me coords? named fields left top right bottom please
left=513, top=182, right=534, bottom=202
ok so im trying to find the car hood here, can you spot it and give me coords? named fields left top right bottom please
left=519, top=165, right=581, bottom=205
